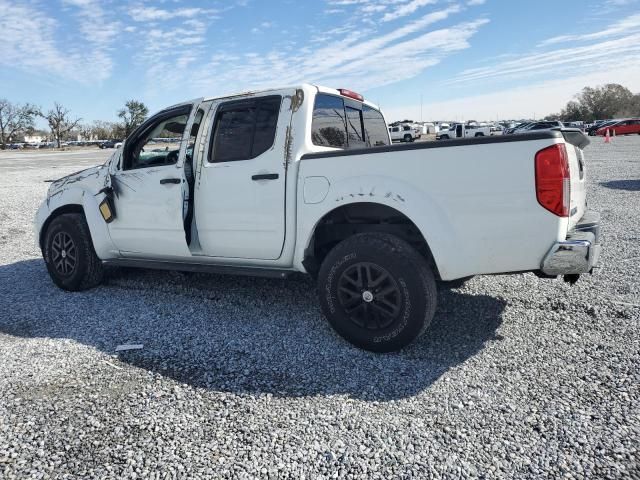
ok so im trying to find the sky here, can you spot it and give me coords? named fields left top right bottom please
left=1, top=0, right=640, bottom=126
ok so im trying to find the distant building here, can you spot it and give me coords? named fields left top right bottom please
left=23, top=134, right=46, bottom=143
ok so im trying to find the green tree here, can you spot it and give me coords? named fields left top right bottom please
left=45, top=102, right=82, bottom=148
left=0, top=99, right=40, bottom=148
left=557, top=84, right=634, bottom=122
left=118, top=100, right=148, bottom=137
left=615, top=94, right=640, bottom=118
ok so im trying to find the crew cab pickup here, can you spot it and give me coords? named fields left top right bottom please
left=35, top=85, right=601, bottom=352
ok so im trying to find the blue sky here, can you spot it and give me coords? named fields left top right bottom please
left=1, top=0, right=640, bottom=125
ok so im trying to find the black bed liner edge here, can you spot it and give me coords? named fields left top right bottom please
left=301, top=129, right=589, bottom=160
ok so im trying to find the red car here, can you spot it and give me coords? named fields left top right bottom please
left=596, top=118, right=640, bottom=136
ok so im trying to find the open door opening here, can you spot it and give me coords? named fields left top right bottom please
left=183, top=109, right=205, bottom=246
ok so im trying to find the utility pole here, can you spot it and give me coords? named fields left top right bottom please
left=420, top=94, right=423, bottom=123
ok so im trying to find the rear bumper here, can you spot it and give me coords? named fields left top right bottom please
left=541, top=210, right=602, bottom=276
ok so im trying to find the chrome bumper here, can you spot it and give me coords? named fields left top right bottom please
left=541, top=210, right=601, bottom=276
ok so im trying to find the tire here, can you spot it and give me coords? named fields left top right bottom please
left=403, top=134, right=413, bottom=143
left=475, top=133, right=484, bottom=137
left=317, top=233, right=437, bottom=352
left=43, top=213, right=104, bottom=291
left=439, top=135, right=449, bottom=140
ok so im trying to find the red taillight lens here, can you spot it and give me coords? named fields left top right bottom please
left=535, top=144, right=570, bottom=217
left=338, top=88, right=364, bottom=102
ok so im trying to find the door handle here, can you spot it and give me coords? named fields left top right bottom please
left=160, top=178, right=182, bottom=185
left=251, top=173, right=279, bottom=181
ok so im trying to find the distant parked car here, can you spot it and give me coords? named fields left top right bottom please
left=504, top=122, right=532, bottom=134
left=99, top=140, right=122, bottom=149
left=388, top=124, right=415, bottom=142
left=587, top=120, right=617, bottom=136
left=515, top=121, right=564, bottom=133
left=565, top=122, right=585, bottom=131
left=436, top=123, right=490, bottom=140
left=596, top=119, right=640, bottom=136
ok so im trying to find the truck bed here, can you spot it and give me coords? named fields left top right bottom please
left=298, top=130, right=588, bottom=280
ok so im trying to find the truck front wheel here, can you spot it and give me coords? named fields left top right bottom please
left=317, top=233, right=437, bottom=352
left=43, top=213, right=104, bottom=291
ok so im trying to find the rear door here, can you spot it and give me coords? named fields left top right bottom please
left=194, top=93, right=291, bottom=260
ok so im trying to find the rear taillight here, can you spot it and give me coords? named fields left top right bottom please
left=535, top=144, right=570, bottom=217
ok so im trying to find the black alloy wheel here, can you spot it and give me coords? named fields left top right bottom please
left=43, top=213, right=104, bottom=291
left=337, top=262, right=401, bottom=330
left=317, top=232, right=437, bottom=352
left=50, top=231, right=77, bottom=276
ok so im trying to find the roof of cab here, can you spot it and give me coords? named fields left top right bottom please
left=202, top=83, right=382, bottom=111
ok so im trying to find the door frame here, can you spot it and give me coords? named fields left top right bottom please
left=104, top=99, right=204, bottom=259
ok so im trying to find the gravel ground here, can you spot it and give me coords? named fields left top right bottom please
left=0, top=139, right=638, bottom=479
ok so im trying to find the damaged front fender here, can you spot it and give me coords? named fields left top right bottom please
left=36, top=171, right=119, bottom=259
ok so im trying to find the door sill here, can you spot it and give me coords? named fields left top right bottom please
left=103, top=258, right=293, bottom=279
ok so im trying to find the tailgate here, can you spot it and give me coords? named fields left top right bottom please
left=561, top=129, right=589, bottom=230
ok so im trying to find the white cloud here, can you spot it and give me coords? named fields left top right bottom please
left=62, top=0, right=122, bottom=81
left=0, top=0, right=118, bottom=83
left=382, top=0, right=438, bottom=22
left=453, top=31, right=640, bottom=86
left=538, top=13, right=640, bottom=46
left=467, top=0, right=486, bottom=5
left=128, top=6, right=218, bottom=22
left=185, top=16, right=487, bottom=97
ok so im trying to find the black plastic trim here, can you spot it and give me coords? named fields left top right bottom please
left=252, top=173, right=279, bottom=181
left=103, top=258, right=291, bottom=278
left=561, top=129, right=590, bottom=149
left=301, top=131, right=564, bottom=160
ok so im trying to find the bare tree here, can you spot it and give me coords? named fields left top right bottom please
left=118, top=100, right=149, bottom=137
left=91, top=120, right=122, bottom=141
left=0, top=99, right=40, bottom=148
left=45, top=103, right=82, bottom=148
left=77, top=124, right=93, bottom=141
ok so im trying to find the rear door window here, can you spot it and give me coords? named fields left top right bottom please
left=312, top=94, right=389, bottom=149
left=209, top=96, right=281, bottom=163
left=311, top=94, right=347, bottom=148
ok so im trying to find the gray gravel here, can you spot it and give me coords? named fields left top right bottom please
left=1, top=139, right=639, bottom=479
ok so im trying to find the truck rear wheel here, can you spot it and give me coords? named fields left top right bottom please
left=43, top=213, right=104, bottom=291
left=317, top=233, right=437, bottom=352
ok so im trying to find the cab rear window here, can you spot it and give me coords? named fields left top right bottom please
left=311, top=94, right=389, bottom=149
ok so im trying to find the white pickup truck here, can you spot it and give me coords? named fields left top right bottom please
left=388, top=124, right=416, bottom=142
left=436, top=123, right=491, bottom=140
left=35, top=84, right=601, bottom=352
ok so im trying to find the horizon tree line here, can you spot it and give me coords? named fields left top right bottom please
left=0, top=99, right=149, bottom=149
